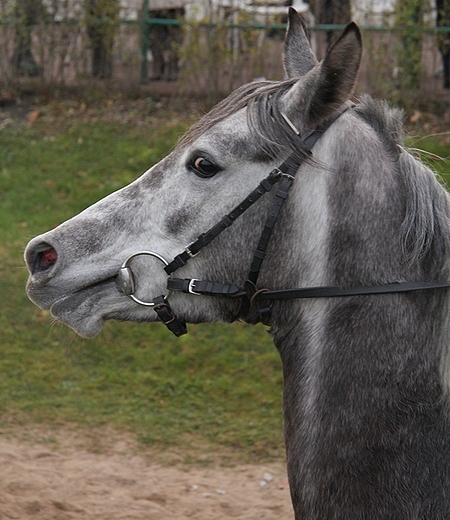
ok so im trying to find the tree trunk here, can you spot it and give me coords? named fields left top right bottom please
left=309, top=0, right=351, bottom=47
left=11, top=0, right=46, bottom=77
left=437, top=0, right=450, bottom=88
left=86, top=0, right=120, bottom=79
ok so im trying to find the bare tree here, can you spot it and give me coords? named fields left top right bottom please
left=148, top=9, right=183, bottom=81
left=11, top=0, right=47, bottom=76
left=85, top=0, right=120, bottom=79
left=309, top=0, right=352, bottom=45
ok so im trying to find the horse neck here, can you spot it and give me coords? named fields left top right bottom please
left=265, top=114, right=450, bottom=518
left=275, top=296, right=450, bottom=518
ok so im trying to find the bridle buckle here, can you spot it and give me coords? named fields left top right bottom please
left=185, top=242, right=198, bottom=258
left=280, top=171, right=295, bottom=181
left=188, top=278, right=201, bottom=295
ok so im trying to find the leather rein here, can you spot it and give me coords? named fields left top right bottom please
left=118, top=104, right=450, bottom=336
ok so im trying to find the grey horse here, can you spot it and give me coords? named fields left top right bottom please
left=24, top=8, right=450, bottom=519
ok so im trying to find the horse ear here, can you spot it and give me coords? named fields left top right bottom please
left=308, top=22, right=362, bottom=124
left=282, top=22, right=362, bottom=129
left=283, top=7, right=318, bottom=78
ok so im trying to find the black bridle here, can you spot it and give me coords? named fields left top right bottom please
left=118, top=104, right=450, bottom=336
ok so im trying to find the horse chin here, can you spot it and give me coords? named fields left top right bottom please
left=46, top=281, right=112, bottom=338
left=51, top=304, right=105, bottom=339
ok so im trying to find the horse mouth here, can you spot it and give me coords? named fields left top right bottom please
left=48, top=277, right=123, bottom=338
left=72, top=275, right=119, bottom=296
left=25, top=270, right=128, bottom=338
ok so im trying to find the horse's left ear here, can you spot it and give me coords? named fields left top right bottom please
left=282, top=22, right=362, bottom=129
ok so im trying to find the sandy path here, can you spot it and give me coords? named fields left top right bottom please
left=0, top=429, right=293, bottom=519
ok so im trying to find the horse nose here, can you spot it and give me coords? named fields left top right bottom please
left=25, top=240, right=59, bottom=276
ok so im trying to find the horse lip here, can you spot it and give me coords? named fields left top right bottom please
left=51, top=277, right=118, bottom=308
left=72, top=275, right=119, bottom=296
left=26, top=270, right=121, bottom=311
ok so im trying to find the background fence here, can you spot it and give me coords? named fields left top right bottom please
left=0, top=1, right=449, bottom=108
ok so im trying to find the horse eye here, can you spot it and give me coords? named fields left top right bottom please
left=190, top=157, right=219, bottom=178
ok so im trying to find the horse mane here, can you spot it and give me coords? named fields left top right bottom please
left=180, top=84, right=450, bottom=278
left=355, top=95, right=450, bottom=276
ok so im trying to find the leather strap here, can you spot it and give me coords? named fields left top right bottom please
left=260, top=281, right=450, bottom=300
left=247, top=169, right=297, bottom=285
left=303, top=101, right=355, bottom=149
left=164, top=168, right=282, bottom=275
left=246, top=102, right=354, bottom=288
left=152, top=296, right=187, bottom=337
left=168, top=278, right=244, bottom=297
left=242, top=281, right=450, bottom=325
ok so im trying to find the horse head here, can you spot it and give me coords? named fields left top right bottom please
left=24, top=9, right=362, bottom=338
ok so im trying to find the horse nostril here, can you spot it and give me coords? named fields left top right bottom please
left=39, top=247, right=58, bottom=269
left=27, top=243, right=59, bottom=274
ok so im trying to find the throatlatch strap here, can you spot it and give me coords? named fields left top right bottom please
left=246, top=103, right=354, bottom=288
left=239, top=103, right=356, bottom=323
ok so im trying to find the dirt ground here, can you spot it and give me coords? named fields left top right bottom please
left=0, top=428, right=293, bottom=520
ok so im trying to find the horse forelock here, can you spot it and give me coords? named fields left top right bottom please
left=177, top=78, right=311, bottom=163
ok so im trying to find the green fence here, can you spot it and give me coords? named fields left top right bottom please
left=0, top=9, right=449, bottom=99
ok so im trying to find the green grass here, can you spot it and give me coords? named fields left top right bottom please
left=0, top=115, right=284, bottom=463
left=0, top=112, right=448, bottom=464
